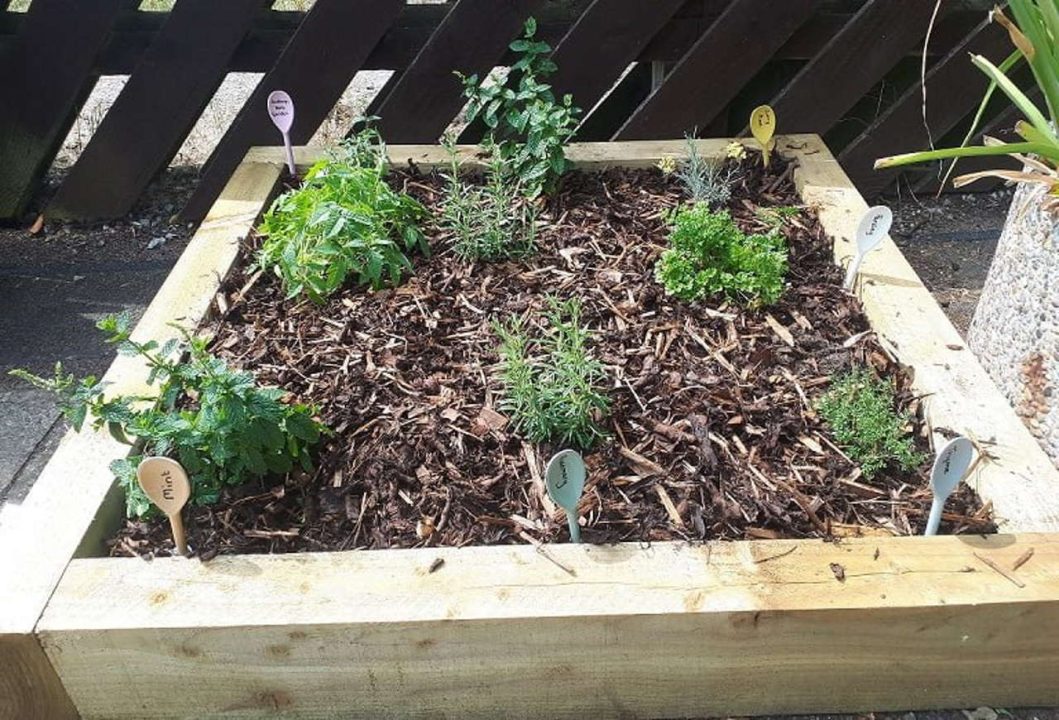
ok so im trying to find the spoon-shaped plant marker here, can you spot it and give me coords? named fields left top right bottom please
left=750, top=105, right=777, bottom=168
left=545, top=449, right=586, bottom=543
left=843, top=205, right=893, bottom=291
left=267, top=90, right=296, bottom=176
left=137, top=457, right=192, bottom=556
left=925, top=436, right=975, bottom=536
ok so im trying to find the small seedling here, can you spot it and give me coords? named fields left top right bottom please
left=925, top=436, right=975, bottom=536
left=267, top=90, right=296, bottom=176
left=137, top=457, right=191, bottom=556
left=817, top=367, right=924, bottom=479
left=843, top=205, right=893, bottom=290
left=545, top=449, right=586, bottom=543
left=750, top=105, right=777, bottom=167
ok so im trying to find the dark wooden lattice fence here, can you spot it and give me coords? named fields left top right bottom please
left=0, top=0, right=1018, bottom=222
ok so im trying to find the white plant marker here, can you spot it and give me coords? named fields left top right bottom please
left=545, top=449, right=586, bottom=543
left=925, top=436, right=975, bottom=536
left=137, top=457, right=192, bottom=556
left=843, top=205, right=893, bottom=290
left=267, top=90, right=296, bottom=176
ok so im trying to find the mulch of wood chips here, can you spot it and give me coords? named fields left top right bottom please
left=109, top=156, right=993, bottom=559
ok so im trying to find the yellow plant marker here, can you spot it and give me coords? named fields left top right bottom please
left=750, top=105, right=777, bottom=168
left=137, top=457, right=192, bottom=556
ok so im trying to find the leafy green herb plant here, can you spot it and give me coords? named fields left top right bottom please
left=493, top=297, right=609, bottom=449
left=817, top=368, right=924, bottom=480
left=655, top=205, right=787, bottom=306
left=458, top=18, right=581, bottom=197
left=439, top=137, right=536, bottom=262
left=258, top=127, right=427, bottom=302
left=676, top=133, right=738, bottom=208
left=10, top=313, right=325, bottom=517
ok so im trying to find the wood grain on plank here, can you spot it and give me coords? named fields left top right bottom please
left=48, top=0, right=267, bottom=220
left=0, top=634, right=78, bottom=720
left=40, top=534, right=1059, bottom=717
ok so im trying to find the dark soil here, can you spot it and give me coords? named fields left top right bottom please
left=109, top=157, right=992, bottom=558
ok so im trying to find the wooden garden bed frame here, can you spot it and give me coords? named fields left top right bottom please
left=3, top=136, right=1059, bottom=720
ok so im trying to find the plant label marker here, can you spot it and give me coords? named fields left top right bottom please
left=750, top=105, right=777, bottom=168
left=545, top=449, right=586, bottom=543
left=267, top=90, right=296, bottom=176
left=925, top=436, right=975, bottom=536
left=137, top=457, right=192, bottom=556
left=843, top=205, right=893, bottom=291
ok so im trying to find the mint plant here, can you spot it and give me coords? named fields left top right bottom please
left=258, top=127, right=427, bottom=303
left=655, top=205, right=787, bottom=306
left=817, top=368, right=923, bottom=479
left=439, top=136, right=536, bottom=261
left=493, top=297, right=609, bottom=449
left=457, top=18, right=581, bottom=197
left=10, top=312, right=325, bottom=517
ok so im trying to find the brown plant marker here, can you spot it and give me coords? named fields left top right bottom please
left=137, top=457, right=192, bottom=556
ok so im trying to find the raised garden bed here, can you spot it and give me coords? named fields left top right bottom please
left=5, top=137, right=1059, bottom=720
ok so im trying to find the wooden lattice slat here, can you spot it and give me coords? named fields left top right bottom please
left=0, top=0, right=125, bottom=218
left=841, top=18, right=1010, bottom=196
left=373, top=0, right=544, bottom=144
left=766, top=0, right=944, bottom=135
left=614, top=0, right=822, bottom=140
left=48, top=0, right=267, bottom=220
left=180, top=0, right=404, bottom=221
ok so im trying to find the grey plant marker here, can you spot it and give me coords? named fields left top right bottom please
left=545, top=449, right=586, bottom=543
left=843, top=205, right=893, bottom=290
left=925, top=436, right=975, bottom=536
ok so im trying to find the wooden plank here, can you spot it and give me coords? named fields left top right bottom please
left=0, top=158, right=282, bottom=720
left=614, top=0, right=822, bottom=140
left=39, top=534, right=1059, bottom=718
left=0, top=634, right=78, bottom=720
left=179, top=0, right=403, bottom=221
left=789, top=133, right=1059, bottom=528
left=0, top=0, right=125, bottom=219
left=47, top=0, right=267, bottom=221
left=840, top=18, right=1011, bottom=196
left=575, top=62, right=653, bottom=141
left=373, top=0, right=544, bottom=144
left=766, top=0, right=943, bottom=135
